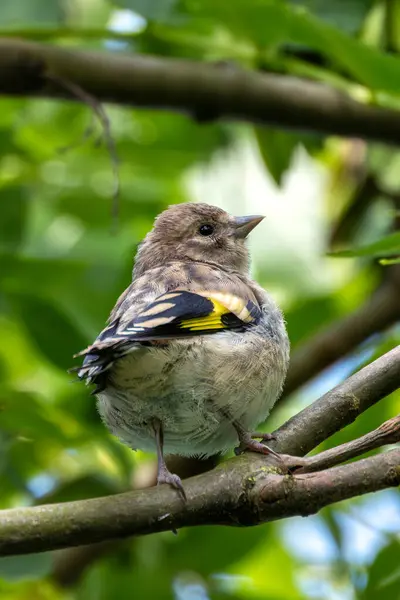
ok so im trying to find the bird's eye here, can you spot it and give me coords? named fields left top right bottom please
left=198, top=224, right=214, bottom=236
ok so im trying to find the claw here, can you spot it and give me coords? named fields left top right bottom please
left=157, top=468, right=186, bottom=501
left=237, top=436, right=281, bottom=459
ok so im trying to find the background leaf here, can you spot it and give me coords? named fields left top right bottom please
left=8, top=292, right=88, bottom=370
left=331, top=231, right=400, bottom=258
left=255, top=128, right=298, bottom=186
left=0, top=187, right=28, bottom=251
left=115, top=0, right=178, bottom=22
left=0, top=0, right=63, bottom=26
left=0, top=553, right=53, bottom=582
left=362, top=541, right=400, bottom=600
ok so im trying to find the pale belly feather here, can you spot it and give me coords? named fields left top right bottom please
left=97, top=327, right=288, bottom=457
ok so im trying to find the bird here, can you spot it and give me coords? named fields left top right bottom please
left=75, top=202, right=292, bottom=497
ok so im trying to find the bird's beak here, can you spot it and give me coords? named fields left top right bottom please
left=234, top=215, right=265, bottom=239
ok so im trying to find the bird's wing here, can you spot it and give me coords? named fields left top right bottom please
left=75, top=264, right=261, bottom=389
left=111, top=288, right=261, bottom=340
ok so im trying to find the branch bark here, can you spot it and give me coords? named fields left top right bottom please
left=1, top=450, right=399, bottom=557
left=298, top=414, right=400, bottom=473
left=2, top=38, right=400, bottom=144
left=0, top=346, right=398, bottom=557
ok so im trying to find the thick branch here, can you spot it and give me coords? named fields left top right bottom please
left=0, top=347, right=398, bottom=556
left=0, top=449, right=399, bottom=557
left=2, top=39, right=400, bottom=143
left=51, top=455, right=217, bottom=586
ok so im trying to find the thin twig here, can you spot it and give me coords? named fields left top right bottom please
left=297, top=415, right=400, bottom=473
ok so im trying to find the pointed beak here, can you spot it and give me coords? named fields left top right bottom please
left=234, top=215, right=265, bottom=239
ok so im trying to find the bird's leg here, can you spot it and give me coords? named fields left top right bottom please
left=232, top=420, right=306, bottom=469
left=233, top=421, right=281, bottom=458
left=152, top=419, right=186, bottom=500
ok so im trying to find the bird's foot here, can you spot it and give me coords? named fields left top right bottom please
left=234, top=433, right=280, bottom=458
left=234, top=428, right=276, bottom=456
left=234, top=430, right=306, bottom=472
left=157, top=465, right=187, bottom=501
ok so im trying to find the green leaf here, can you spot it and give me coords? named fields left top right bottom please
left=330, top=232, right=400, bottom=258
left=255, top=128, right=297, bottom=185
left=321, top=507, right=342, bottom=553
left=362, top=541, right=400, bottom=600
left=0, top=553, right=52, bottom=582
left=289, top=0, right=373, bottom=35
left=0, top=391, right=68, bottom=443
left=191, top=0, right=400, bottom=94
left=0, top=0, right=63, bottom=26
left=0, top=186, right=28, bottom=251
left=285, top=295, right=339, bottom=348
left=0, top=254, right=87, bottom=291
left=8, top=292, right=88, bottom=370
left=41, top=474, right=120, bottom=503
left=79, top=552, right=173, bottom=600
left=115, top=0, right=177, bottom=22
left=380, top=257, right=400, bottom=265
left=163, top=525, right=268, bottom=576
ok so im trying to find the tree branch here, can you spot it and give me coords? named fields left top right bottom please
left=50, top=455, right=217, bottom=586
left=1, top=449, right=399, bottom=557
left=0, top=347, right=398, bottom=557
left=298, top=414, right=400, bottom=473
left=2, top=38, right=400, bottom=144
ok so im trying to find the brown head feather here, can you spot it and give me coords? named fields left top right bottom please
left=133, top=203, right=263, bottom=278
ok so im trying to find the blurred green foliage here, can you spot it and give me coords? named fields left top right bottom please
left=0, top=0, right=400, bottom=599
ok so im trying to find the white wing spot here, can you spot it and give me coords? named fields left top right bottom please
left=121, top=326, right=145, bottom=334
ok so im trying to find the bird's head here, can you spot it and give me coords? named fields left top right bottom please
left=134, top=203, right=264, bottom=276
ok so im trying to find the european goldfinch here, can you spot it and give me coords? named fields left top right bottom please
left=76, top=203, right=290, bottom=496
